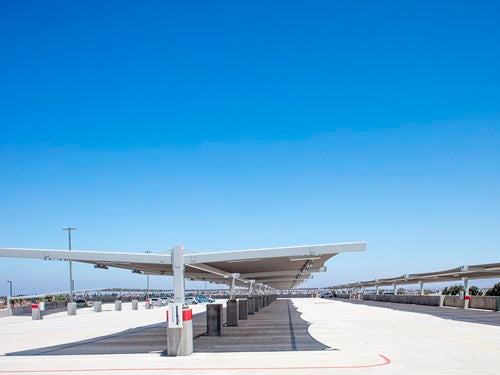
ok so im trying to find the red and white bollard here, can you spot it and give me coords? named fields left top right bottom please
left=464, top=294, right=470, bottom=309
left=31, top=304, right=42, bottom=320
left=166, top=304, right=193, bottom=356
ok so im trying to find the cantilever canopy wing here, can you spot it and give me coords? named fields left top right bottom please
left=0, top=242, right=366, bottom=290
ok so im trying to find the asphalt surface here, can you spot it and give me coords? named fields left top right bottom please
left=7, top=299, right=328, bottom=355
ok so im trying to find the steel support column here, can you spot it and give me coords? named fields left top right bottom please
left=172, top=245, right=185, bottom=304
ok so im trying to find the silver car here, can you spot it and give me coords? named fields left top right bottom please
left=184, top=297, right=198, bottom=305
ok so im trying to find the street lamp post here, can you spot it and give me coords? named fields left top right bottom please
left=6, top=281, right=12, bottom=297
left=144, top=251, right=151, bottom=298
left=63, top=227, right=77, bottom=301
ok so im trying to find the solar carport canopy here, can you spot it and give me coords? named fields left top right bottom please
left=333, top=262, right=500, bottom=289
left=0, top=242, right=366, bottom=290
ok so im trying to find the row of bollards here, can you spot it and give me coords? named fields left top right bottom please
left=206, top=295, right=277, bottom=336
left=30, top=299, right=143, bottom=320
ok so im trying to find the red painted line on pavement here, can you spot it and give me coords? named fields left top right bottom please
left=0, top=354, right=391, bottom=373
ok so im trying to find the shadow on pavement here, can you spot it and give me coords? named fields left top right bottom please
left=7, top=299, right=330, bottom=356
left=337, top=298, right=500, bottom=327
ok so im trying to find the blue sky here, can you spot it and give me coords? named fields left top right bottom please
left=1, top=1, right=499, bottom=295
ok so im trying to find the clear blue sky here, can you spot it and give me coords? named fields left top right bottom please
left=1, top=1, right=499, bottom=295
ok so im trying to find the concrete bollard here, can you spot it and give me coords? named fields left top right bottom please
left=463, top=295, right=470, bottom=309
left=259, top=296, right=263, bottom=309
left=115, top=300, right=122, bottom=311
left=132, top=300, right=138, bottom=310
left=226, top=300, right=239, bottom=327
left=495, top=297, right=500, bottom=312
left=207, top=303, right=223, bottom=336
left=67, top=302, right=77, bottom=316
left=264, top=296, right=269, bottom=306
left=254, top=297, right=259, bottom=312
left=166, top=308, right=193, bottom=356
left=239, top=299, right=248, bottom=320
left=439, top=295, right=445, bottom=307
left=31, top=304, right=42, bottom=320
left=94, top=301, right=102, bottom=312
left=247, top=297, right=255, bottom=315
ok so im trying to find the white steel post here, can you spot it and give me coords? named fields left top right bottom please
left=393, top=284, right=397, bottom=295
left=166, top=244, right=193, bottom=356
left=172, top=245, right=185, bottom=304
left=463, top=277, right=469, bottom=309
left=419, top=281, right=424, bottom=296
left=248, top=280, right=255, bottom=296
left=229, top=274, right=237, bottom=300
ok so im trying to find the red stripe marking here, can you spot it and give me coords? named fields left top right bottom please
left=166, top=309, right=192, bottom=321
left=31, top=304, right=38, bottom=309
left=0, top=354, right=391, bottom=373
left=182, top=309, right=192, bottom=321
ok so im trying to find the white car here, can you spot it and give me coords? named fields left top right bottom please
left=75, top=299, right=92, bottom=308
left=149, top=297, right=162, bottom=306
left=161, top=298, right=174, bottom=305
left=184, top=297, right=198, bottom=305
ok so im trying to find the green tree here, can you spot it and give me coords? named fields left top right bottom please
left=485, top=282, right=500, bottom=296
left=442, top=285, right=464, bottom=295
left=468, top=286, right=479, bottom=296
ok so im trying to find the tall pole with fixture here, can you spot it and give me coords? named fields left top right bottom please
left=63, top=227, right=77, bottom=301
left=143, top=251, right=152, bottom=298
left=6, top=280, right=12, bottom=297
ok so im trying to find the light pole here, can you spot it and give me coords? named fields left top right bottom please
left=63, top=227, right=77, bottom=301
left=6, top=281, right=12, bottom=297
left=144, top=251, right=151, bottom=298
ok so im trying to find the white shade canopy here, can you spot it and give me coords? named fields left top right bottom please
left=0, top=242, right=366, bottom=290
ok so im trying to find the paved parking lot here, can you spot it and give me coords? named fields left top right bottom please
left=337, top=297, right=500, bottom=326
left=0, top=298, right=498, bottom=374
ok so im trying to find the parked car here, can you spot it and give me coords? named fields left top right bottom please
left=196, top=296, right=215, bottom=303
left=75, top=299, right=91, bottom=308
left=184, top=297, right=198, bottom=305
left=149, top=297, right=163, bottom=306
left=161, top=298, right=174, bottom=305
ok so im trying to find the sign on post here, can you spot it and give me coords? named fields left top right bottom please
left=168, top=303, right=183, bottom=328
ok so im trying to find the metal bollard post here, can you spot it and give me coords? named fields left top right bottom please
left=132, top=300, right=138, bottom=310
left=247, top=297, right=255, bottom=315
left=206, top=304, right=223, bottom=336
left=115, top=300, right=122, bottom=311
left=226, top=300, right=239, bottom=326
left=94, top=301, right=102, bottom=312
left=239, top=299, right=248, bottom=320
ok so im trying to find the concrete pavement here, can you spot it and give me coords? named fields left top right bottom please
left=0, top=298, right=498, bottom=374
